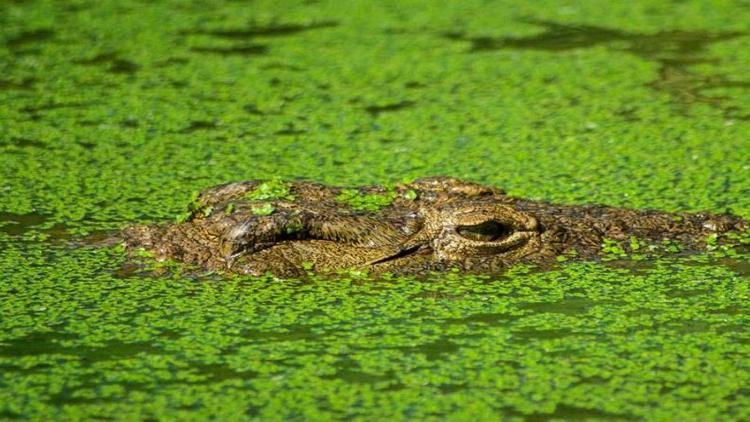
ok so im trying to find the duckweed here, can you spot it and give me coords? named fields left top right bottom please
left=251, top=203, right=276, bottom=216
left=175, top=191, right=203, bottom=223
left=246, top=179, right=295, bottom=202
left=402, top=189, right=419, bottom=201
left=336, top=189, right=398, bottom=212
left=1, top=0, right=750, bottom=419
left=1, top=242, right=749, bottom=420
left=601, top=238, right=628, bottom=258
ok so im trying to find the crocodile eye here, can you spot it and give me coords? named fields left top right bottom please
left=456, top=221, right=513, bottom=242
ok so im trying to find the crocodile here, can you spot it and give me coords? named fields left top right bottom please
left=123, top=177, right=748, bottom=276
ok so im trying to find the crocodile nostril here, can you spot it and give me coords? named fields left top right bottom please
left=456, top=221, right=513, bottom=242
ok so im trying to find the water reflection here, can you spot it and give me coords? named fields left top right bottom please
left=445, top=19, right=749, bottom=119
left=184, top=21, right=338, bottom=57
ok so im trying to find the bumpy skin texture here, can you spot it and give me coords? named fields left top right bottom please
left=123, top=177, right=748, bottom=276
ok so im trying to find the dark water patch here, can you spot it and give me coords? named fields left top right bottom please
left=0, top=332, right=162, bottom=360
left=275, top=128, right=306, bottom=136
left=184, top=21, right=335, bottom=58
left=242, top=325, right=320, bottom=343
left=0, top=410, right=21, bottom=420
left=40, top=223, right=72, bottom=241
left=76, top=140, right=97, bottom=149
left=522, top=403, right=636, bottom=421
left=646, top=60, right=750, bottom=116
left=715, top=324, right=750, bottom=339
left=112, top=261, right=144, bottom=279
left=0, top=362, right=55, bottom=376
left=0, top=332, right=77, bottom=357
left=443, top=19, right=743, bottom=56
left=444, top=20, right=749, bottom=118
left=77, top=120, right=101, bottom=127
left=326, top=360, right=394, bottom=384
left=121, top=117, right=139, bottom=128
left=269, top=77, right=282, bottom=86
left=606, top=258, right=659, bottom=275
left=179, top=120, right=219, bottom=133
left=727, top=388, right=750, bottom=405
left=6, top=29, right=54, bottom=49
left=519, top=297, right=595, bottom=316
left=9, top=48, right=41, bottom=56
left=0, top=77, right=36, bottom=91
left=108, top=59, right=139, bottom=74
left=193, top=362, right=258, bottom=383
left=158, top=329, right=182, bottom=340
left=51, top=393, right=106, bottom=406
left=614, top=106, right=642, bottom=122
left=438, top=384, right=464, bottom=394
left=75, top=53, right=140, bottom=74
left=20, top=102, right=96, bottom=115
left=576, top=375, right=610, bottom=386
left=393, top=339, right=460, bottom=361
left=707, top=306, right=747, bottom=316
left=0, top=212, right=72, bottom=241
left=111, top=261, right=186, bottom=280
left=665, top=287, right=711, bottom=299
left=72, top=230, right=120, bottom=248
left=0, top=212, right=48, bottom=236
left=190, top=44, right=268, bottom=56
left=2, top=137, right=46, bottom=148
left=405, top=81, right=426, bottom=89
left=443, top=312, right=518, bottom=325
left=664, top=319, right=714, bottom=334
left=185, top=21, right=338, bottom=40
left=81, top=340, right=163, bottom=361
left=719, top=257, right=750, bottom=276
left=243, top=104, right=265, bottom=115
left=333, top=369, right=392, bottom=384
left=383, top=27, right=410, bottom=35
left=62, top=2, right=90, bottom=13
left=261, top=62, right=303, bottom=71
left=50, top=378, right=169, bottom=406
left=154, top=57, right=190, bottom=67
left=364, top=100, right=415, bottom=117
left=75, top=52, right=119, bottom=65
left=512, top=328, right=575, bottom=340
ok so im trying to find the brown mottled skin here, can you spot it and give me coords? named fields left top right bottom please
left=123, top=177, right=748, bottom=276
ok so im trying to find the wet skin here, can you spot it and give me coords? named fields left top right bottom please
left=123, top=177, right=748, bottom=276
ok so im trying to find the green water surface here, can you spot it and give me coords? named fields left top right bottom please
left=2, top=0, right=750, bottom=420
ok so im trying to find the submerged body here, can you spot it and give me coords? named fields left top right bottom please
left=124, top=177, right=747, bottom=276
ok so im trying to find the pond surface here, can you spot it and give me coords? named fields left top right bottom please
left=1, top=0, right=750, bottom=420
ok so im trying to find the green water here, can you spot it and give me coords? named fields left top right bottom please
left=2, top=0, right=750, bottom=420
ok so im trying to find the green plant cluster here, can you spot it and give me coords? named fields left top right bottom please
left=1, top=0, right=750, bottom=419
left=175, top=191, right=212, bottom=223
left=245, top=179, right=295, bottom=201
left=251, top=202, right=276, bottom=216
left=1, top=241, right=749, bottom=420
left=336, top=189, right=398, bottom=212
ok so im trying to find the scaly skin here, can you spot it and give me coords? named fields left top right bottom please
left=123, top=177, right=748, bottom=276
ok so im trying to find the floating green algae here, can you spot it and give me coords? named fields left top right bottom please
left=2, top=0, right=750, bottom=419
left=246, top=179, right=295, bottom=202
left=336, top=189, right=398, bottom=212
left=175, top=191, right=206, bottom=223
left=250, top=202, right=276, bottom=216
left=1, top=241, right=750, bottom=420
